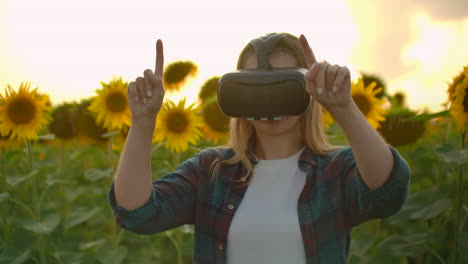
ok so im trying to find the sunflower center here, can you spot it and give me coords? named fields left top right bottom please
left=353, top=94, right=371, bottom=117
left=463, top=87, right=468, bottom=113
left=7, top=97, right=36, bottom=124
left=105, top=92, right=127, bottom=113
left=167, top=111, right=189, bottom=133
left=202, top=102, right=229, bottom=132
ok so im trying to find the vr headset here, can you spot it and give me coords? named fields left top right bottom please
left=218, top=33, right=310, bottom=120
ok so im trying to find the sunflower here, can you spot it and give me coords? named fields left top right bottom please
left=322, top=78, right=386, bottom=129
left=361, top=72, right=387, bottom=99
left=88, top=76, right=131, bottom=131
left=154, top=98, right=202, bottom=152
left=450, top=70, right=468, bottom=130
left=73, top=99, right=109, bottom=145
left=0, top=82, right=51, bottom=141
left=49, top=102, right=79, bottom=144
left=163, top=61, right=198, bottom=92
left=378, top=109, right=425, bottom=147
left=198, top=76, right=220, bottom=103
left=447, top=66, right=468, bottom=103
left=200, top=97, right=230, bottom=144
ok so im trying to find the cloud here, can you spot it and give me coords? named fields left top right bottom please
left=345, top=0, right=468, bottom=112
left=413, top=0, right=468, bottom=20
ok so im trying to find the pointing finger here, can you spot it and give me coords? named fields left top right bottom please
left=155, top=39, right=164, bottom=77
left=299, top=34, right=317, bottom=69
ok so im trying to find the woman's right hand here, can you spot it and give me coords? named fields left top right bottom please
left=128, top=39, right=165, bottom=128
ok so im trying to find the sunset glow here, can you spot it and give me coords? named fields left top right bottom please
left=1, top=0, right=467, bottom=112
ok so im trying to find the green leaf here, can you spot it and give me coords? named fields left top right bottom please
left=84, top=168, right=113, bottom=182
left=379, top=234, right=427, bottom=257
left=101, top=130, right=120, bottom=139
left=6, top=170, right=38, bottom=186
left=95, top=246, right=128, bottom=264
left=409, top=198, right=451, bottom=220
left=388, top=187, right=446, bottom=224
left=458, top=232, right=468, bottom=249
left=65, top=207, right=100, bottom=229
left=79, top=238, right=107, bottom=251
left=10, top=248, right=31, bottom=264
left=52, top=251, right=83, bottom=264
left=37, top=134, right=55, bottom=140
left=0, top=192, right=10, bottom=203
left=438, top=149, right=468, bottom=165
left=350, top=232, right=376, bottom=256
left=427, top=226, right=449, bottom=245
left=434, top=144, right=468, bottom=164
left=434, top=143, right=456, bottom=154
left=46, top=178, right=69, bottom=186
left=20, top=214, right=60, bottom=234
left=406, top=110, right=449, bottom=121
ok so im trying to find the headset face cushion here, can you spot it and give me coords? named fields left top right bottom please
left=217, top=68, right=310, bottom=119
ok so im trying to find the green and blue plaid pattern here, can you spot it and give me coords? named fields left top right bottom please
left=108, top=145, right=410, bottom=263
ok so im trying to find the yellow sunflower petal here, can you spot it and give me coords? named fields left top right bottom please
left=450, top=73, right=468, bottom=130
left=351, top=78, right=386, bottom=129
left=323, top=78, right=386, bottom=129
left=0, top=82, right=51, bottom=141
left=88, top=76, right=131, bottom=131
left=154, top=97, right=202, bottom=152
left=447, top=66, right=468, bottom=103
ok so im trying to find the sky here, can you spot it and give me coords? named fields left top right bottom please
left=0, top=0, right=467, bottom=113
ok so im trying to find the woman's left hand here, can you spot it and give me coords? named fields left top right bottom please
left=299, top=34, right=353, bottom=112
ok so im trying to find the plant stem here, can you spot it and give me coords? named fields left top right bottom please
left=9, top=198, right=35, bottom=219
left=173, top=152, right=180, bottom=168
left=38, top=234, right=46, bottom=264
left=60, top=142, right=66, bottom=172
left=59, top=142, right=70, bottom=228
left=165, top=231, right=183, bottom=264
left=27, top=140, right=39, bottom=221
left=424, top=244, right=447, bottom=264
left=27, top=140, right=46, bottom=263
left=0, top=149, right=5, bottom=189
left=454, top=130, right=466, bottom=263
left=107, top=137, right=114, bottom=169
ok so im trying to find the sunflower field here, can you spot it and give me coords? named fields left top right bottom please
left=0, top=63, right=467, bottom=264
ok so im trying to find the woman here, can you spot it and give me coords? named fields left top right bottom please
left=108, top=33, right=410, bottom=264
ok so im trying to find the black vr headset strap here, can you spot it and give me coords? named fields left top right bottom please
left=249, top=33, right=287, bottom=70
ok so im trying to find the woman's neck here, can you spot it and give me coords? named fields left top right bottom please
left=253, top=129, right=304, bottom=160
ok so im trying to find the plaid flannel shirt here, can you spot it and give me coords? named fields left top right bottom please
left=108, top=145, right=410, bottom=263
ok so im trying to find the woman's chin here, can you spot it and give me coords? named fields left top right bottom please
left=250, top=116, right=300, bottom=135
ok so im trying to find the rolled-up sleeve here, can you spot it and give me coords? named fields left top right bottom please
left=341, top=145, right=410, bottom=228
left=107, top=153, right=201, bottom=235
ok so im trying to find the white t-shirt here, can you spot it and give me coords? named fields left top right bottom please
left=226, top=147, right=307, bottom=264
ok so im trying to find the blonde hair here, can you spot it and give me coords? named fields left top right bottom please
left=210, top=33, right=341, bottom=187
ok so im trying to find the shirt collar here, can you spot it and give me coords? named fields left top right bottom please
left=247, top=145, right=318, bottom=170
left=218, top=145, right=320, bottom=185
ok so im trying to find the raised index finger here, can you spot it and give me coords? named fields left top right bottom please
left=155, top=39, right=164, bottom=77
left=299, top=34, right=317, bottom=69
